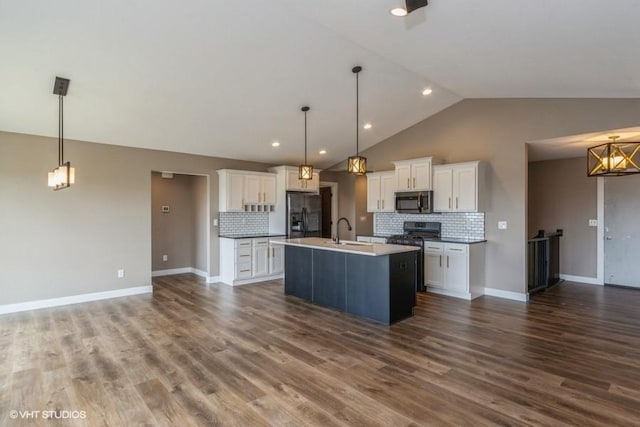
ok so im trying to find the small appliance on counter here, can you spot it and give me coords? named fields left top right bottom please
left=395, top=191, right=433, bottom=214
left=387, top=221, right=442, bottom=292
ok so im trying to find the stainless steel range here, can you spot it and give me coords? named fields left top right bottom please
left=387, top=221, right=441, bottom=292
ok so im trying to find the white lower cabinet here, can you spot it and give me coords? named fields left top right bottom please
left=424, top=242, right=485, bottom=300
left=220, top=237, right=285, bottom=285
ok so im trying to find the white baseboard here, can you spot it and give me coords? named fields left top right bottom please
left=221, top=274, right=284, bottom=287
left=152, top=267, right=193, bottom=277
left=559, top=274, right=602, bottom=286
left=426, top=287, right=478, bottom=301
left=0, top=285, right=153, bottom=315
left=206, top=276, right=220, bottom=284
left=483, top=287, right=529, bottom=302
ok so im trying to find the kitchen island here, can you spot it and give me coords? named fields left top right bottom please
left=272, top=238, right=419, bottom=325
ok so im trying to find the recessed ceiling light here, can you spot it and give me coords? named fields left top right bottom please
left=271, top=141, right=280, bottom=147
left=363, top=123, right=372, bottom=130
left=319, top=150, right=327, bottom=155
left=422, top=88, right=433, bottom=96
left=390, top=7, right=407, bottom=17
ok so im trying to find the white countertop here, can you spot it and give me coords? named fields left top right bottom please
left=272, top=237, right=420, bottom=257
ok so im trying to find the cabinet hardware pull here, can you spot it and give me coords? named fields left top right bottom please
left=240, top=269, right=250, bottom=273
left=428, top=246, right=439, bottom=250
left=240, top=255, right=250, bottom=257
left=456, top=197, right=458, bottom=209
left=377, top=200, right=380, bottom=209
left=407, top=178, right=410, bottom=189
left=413, top=177, right=416, bottom=188
left=449, top=197, right=451, bottom=209
left=439, top=255, right=442, bottom=267
left=450, top=248, right=463, bottom=251
left=264, top=192, right=266, bottom=202
left=382, top=200, right=384, bottom=209
left=447, top=256, right=449, bottom=268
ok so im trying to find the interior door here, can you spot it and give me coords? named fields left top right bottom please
left=604, top=175, right=640, bottom=287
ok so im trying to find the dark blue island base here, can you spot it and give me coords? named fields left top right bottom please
left=284, top=245, right=417, bottom=325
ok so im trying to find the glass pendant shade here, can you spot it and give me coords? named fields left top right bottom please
left=587, top=139, right=640, bottom=177
left=299, top=164, right=313, bottom=180
left=48, top=161, right=75, bottom=190
left=347, top=156, right=367, bottom=175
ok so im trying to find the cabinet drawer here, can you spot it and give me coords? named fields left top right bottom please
left=445, top=244, right=468, bottom=254
left=253, top=238, right=269, bottom=247
left=236, top=239, right=253, bottom=249
left=236, top=262, right=252, bottom=278
left=424, top=242, right=444, bottom=253
left=237, top=247, right=252, bottom=259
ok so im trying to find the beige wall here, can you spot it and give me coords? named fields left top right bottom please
left=192, top=175, right=208, bottom=272
left=0, top=131, right=272, bottom=305
left=528, top=157, right=597, bottom=278
left=333, top=98, right=640, bottom=294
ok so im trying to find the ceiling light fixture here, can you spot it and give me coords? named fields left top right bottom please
left=319, top=150, right=327, bottom=155
left=272, top=141, right=280, bottom=147
left=587, top=135, right=640, bottom=177
left=298, top=106, right=313, bottom=180
left=363, top=123, right=372, bottom=130
left=347, top=66, right=367, bottom=175
left=390, top=0, right=428, bottom=17
left=48, top=77, right=75, bottom=190
left=422, top=88, right=433, bottom=96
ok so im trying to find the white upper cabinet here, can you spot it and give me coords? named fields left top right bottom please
left=393, top=157, right=441, bottom=192
left=285, top=168, right=319, bottom=192
left=367, top=171, right=396, bottom=212
left=218, top=169, right=278, bottom=212
left=433, top=161, right=485, bottom=212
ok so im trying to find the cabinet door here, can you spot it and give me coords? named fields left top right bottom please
left=380, top=173, right=396, bottom=212
left=307, top=173, right=320, bottom=192
left=269, top=244, right=284, bottom=275
left=227, top=173, right=246, bottom=211
left=244, top=174, right=260, bottom=204
left=411, top=161, right=432, bottom=190
left=452, top=165, right=477, bottom=212
left=252, top=242, right=269, bottom=277
left=424, top=252, right=444, bottom=288
left=433, top=167, right=453, bottom=212
left=395, top=165, right=412, bottom=191
left=261, top=175, right=277, bottom=205
left=286, top=169, right=302, bottom=191
left=445, top=251, right=468, bottom=293
left=367, top=175, right=381, bottom=212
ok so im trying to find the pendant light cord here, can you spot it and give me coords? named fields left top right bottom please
left=304, top=109, right=307, bottom=164
left=59, top=94, right=64, bottom=166
left=356, top=70, right=359, bottom=157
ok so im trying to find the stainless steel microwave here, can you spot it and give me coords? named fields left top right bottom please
left=395, top=191, right=433, bottom=214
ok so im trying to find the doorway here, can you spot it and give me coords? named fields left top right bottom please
left=604, top=175, right=640, bottom=287
left=151, top=172, right=210, bottom=279
left=320, top=181, right=338, bottom=239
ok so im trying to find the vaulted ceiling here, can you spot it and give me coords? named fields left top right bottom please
left=2, top=0, right=639, bottom=168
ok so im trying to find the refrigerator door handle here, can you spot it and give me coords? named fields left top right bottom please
left=302, top=207, right=307, bottom=237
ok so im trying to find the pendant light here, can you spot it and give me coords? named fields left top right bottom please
left=347, top=66, right=367, bottom=175
left=587, top=135, right=640, bottom=177
left=48, top=77, right=75, bottom=190
left=298, top=106, right=313, bottom=180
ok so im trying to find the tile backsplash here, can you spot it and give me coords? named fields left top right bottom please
left=375, top=212, right=485, bottom=240
left=219, top=212, right=269, bottom=235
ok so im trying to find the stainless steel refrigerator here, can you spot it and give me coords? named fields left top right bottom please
left=287, top=191, right=322, bottom=238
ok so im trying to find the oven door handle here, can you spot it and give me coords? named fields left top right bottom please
left=417, top=193, right=423, bottom=211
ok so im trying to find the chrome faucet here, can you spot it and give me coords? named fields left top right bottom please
left=335, top=217, right=353, bottom=244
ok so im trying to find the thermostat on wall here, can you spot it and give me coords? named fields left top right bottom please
left=162, top=205, right=170, bottom=213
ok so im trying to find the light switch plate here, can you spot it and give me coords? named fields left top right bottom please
left=498, top=221, right=508, bottom=230
left=161, top=205, right=170, bottom=213
left=588, top=219, right=598, bottom=227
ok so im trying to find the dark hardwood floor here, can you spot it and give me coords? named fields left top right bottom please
left=2, top=276, right=640, bottom=426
